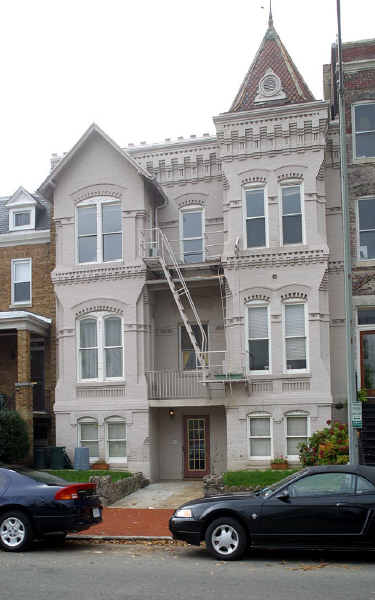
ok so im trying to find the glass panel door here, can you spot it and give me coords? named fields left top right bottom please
left=360, top=331, right=375, bottom=396
left=184, top=416, right=210, bottom=477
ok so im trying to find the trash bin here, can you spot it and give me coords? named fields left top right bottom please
left=34, top=447, right=48, bottom=469
left=49, top=446, right=66, bottom=469
left=74, top=447, right=89, bottom=470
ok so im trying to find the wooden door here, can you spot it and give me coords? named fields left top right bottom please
left=183, top=416, right=210, bottom=478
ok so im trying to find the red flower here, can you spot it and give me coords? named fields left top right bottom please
left=326, top=420, right=331, bottom=425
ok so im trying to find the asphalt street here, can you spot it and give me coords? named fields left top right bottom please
left=0, top=540, right=375, bottom=600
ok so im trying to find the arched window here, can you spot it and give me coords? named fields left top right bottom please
left=76, top=198, right=122, bottom=264
left=78, top=417, right=99, bottom=460
left=180, top=205, right=204, bottom=263
left=246, top=301, right=271, bottom=373
left=283, top=301, right=308, bottom=372
left=285, top=412, right=309, bottom=459
left=78, top=314, right=124, bottom=381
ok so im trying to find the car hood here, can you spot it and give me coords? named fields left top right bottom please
left=179, top=493, right=258, bottom=509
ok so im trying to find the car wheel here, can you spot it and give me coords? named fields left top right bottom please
left=0, top=511, right=33, bottom=552
left=205, top=516, right=248, bottom=561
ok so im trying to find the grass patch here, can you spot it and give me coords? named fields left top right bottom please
left=46, top=470, right=132, bottom=483
left=222, top=469, right=300, bottom=488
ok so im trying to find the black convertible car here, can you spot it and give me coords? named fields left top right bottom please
left=170, top=465, right=375, bottom=560
left=0, top=467, right=102, bottom=551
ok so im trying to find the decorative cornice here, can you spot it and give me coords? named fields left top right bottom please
left=328, top=260, right=345, bottom=273
left=0, top=229, right=50, bottom=247
left=224, top=249, right=328, bottom=269
left=52, top=264, right=146, bottom=285
left=75, top=304, right=123, bottom=317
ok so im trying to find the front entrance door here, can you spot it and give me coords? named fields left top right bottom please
left=360, top=330, right=375, bottom=395
left=183, top=416, right=210, bottom=478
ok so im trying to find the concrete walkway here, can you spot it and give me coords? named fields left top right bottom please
left=110, top=480, right=204, bottom=509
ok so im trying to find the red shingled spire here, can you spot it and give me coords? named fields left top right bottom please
left=229, top=9, right=315, bottom=112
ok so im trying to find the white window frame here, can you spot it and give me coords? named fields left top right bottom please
left=282, top=300, right=309, bottom=373
left=352, top=101, right=375, bottom=162
left=105, top=417, right=127, bottom=464
left=9, top=206, right=35, bottom=231
left=280, top=182, right=305, bottom=246
left=245, top=301, right=271, bottom=375
left=285, top=412, right=310, bottom=461
left=356, top=306, right=375, bottom=392
left=179, top=205, right=205, bottom=263
left=357, top=196, right=375, bottom=262
left=77, top=312, right=125, bottom=383
left=248, top=413, right=273, bottom=460
left=11, top=258, right=32, bottom=305
left=78, top=417, right=99, bottom=463
left=243, top=185, right=268, bottom=250
left=76, top=198, right=122, bottom=265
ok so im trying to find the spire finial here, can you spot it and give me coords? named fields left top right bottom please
left=268, top=0, right=273, bottom=27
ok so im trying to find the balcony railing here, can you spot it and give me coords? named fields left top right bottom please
left=141, top=228, right=224, bottom=264
left=146, top=370, right=208, bottom=400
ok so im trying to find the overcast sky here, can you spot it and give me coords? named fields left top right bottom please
left=0, top=0, right=374, bottom=196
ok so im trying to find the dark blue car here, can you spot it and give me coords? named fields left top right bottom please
left=0, top=467, right=102, bottom=551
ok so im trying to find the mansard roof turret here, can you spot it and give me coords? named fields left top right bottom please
left=229, top=9, right=315, bottom=112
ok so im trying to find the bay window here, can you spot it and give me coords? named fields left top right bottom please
left=78, top=314, right=124, bottom=381
left=284, top=303, right=307, bottom=370
left=245, top=188, right=266, bottom=248
left=77, top=199, right=122, bottom=263
left=247, top=305, right=270, bottom=372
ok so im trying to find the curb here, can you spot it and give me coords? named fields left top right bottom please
left=68, top=534, right=173, bottom=541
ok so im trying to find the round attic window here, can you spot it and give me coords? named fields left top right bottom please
left=259, top=72, right=281, bottom=97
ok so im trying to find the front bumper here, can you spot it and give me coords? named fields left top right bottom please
left=169, top=516, right=203, bottom=546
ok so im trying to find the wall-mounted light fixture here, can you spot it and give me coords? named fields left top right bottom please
left=168, top=409, right=175, bottom=418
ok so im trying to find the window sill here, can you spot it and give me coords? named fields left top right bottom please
left=76, top=381, right=126, bottom=389
left=9, top=303, right=32, bottom=309
left=248, top=372, right=311, bottom=380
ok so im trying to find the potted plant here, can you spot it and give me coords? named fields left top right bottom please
left=92, top=459, right=109, bottom=470
left=270, top=456, right=289, bottom=470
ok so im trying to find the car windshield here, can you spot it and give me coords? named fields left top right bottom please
left=256, top=469, right=308, bottom=498
left=11, top=468, right=68, bottom=486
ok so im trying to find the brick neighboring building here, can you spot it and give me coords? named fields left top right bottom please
left=324, top=39, right=375, bottom=462
left=0, top=187, right=55, bottom=457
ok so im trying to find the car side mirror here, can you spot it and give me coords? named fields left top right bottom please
left=276, top=490, right=290, bottom=502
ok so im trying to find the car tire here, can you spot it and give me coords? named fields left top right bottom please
left=205, top=516, right=248, bottom=561
left=0, top=511, right=33, bottom=552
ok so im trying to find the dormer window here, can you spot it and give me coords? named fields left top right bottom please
left=6, top=187, right=37, bottom=232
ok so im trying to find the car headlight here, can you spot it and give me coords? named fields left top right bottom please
left=175, top=508, right=192, bottom=518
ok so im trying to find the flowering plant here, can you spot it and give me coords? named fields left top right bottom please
left=271, top=455, right=288, bottom=464
left=298, top=420, right=349, bottom=466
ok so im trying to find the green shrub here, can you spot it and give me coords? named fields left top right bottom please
left=0, top=411, right=30, bottom=462
left=298, top=420, right=349, bottom=466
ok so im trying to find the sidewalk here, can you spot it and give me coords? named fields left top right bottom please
left=76, top=480, right=204, bottom=539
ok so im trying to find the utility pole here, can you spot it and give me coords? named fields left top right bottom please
left=336, top=0, right=359, bottom=464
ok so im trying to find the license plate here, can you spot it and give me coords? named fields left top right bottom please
left=92, top=508, right=101, bottom=518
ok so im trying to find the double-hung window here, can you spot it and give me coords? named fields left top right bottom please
left=79, top=419, right=99, bottom=460
left=77, top=199, right=122, bottom=263
left=248, top=414, right=272, bottom=458
left=284, top=303, right=307, bottom=370
left=180, top=324, right=208, bottom=370
left=353, top=102, right=375, bottom=160
left=181, top=207, right=204, bottom=263
left=79, top=314, right=124, bottom=381
left=247, top=305, right=270, bottom=372
left=358, top=198, right=375, bottom=260
left=282, top=185, right=303, bottom=244
left=12, top=258, right=32, bottom=304
left=106, top=419, right=127, bottom=462
left=286, top=414, right=308, bottom=458
left=245, top=188, right=266, bottom=248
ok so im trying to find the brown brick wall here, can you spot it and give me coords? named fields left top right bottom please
left=0, top=230, right=56, bottom=447
left=343, top=43, right=375, bottom=63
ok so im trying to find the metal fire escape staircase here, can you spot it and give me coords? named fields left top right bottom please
left=143, top=227, right=247, bottom=386
left=146, top=227, right=208, bottom=373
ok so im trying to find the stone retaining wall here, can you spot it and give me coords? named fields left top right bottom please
left=89, top=472, right=149, bottom=506
left=203, top=474, right=256, bottom=497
